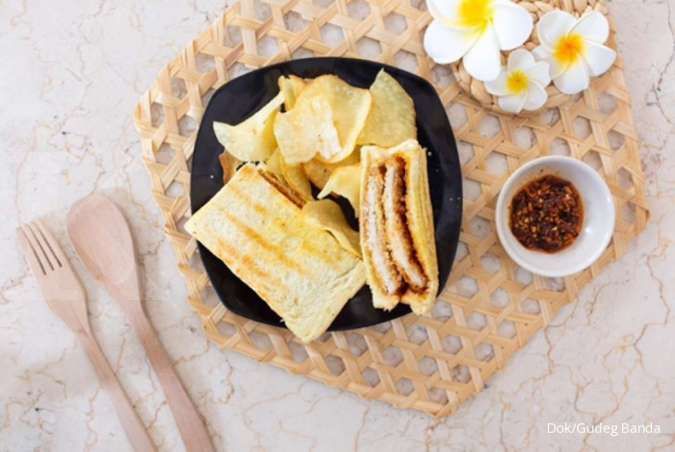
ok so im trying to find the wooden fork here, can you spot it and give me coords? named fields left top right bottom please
left=17, top=220, right=156, bottom=452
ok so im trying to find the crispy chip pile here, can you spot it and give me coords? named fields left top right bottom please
left=212, top=70, right=417, bottom=257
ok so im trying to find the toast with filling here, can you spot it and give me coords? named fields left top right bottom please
left=359, top=139, right=438, bottom=314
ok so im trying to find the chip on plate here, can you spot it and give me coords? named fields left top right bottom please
left=264, top=149, right=313, bottom=202
left=278, top=75, right=306, bottom=110
left=301, top=200, right=361, bottom=257
left=298, top=75, right=372, bottom=163
left=318, top=162, right=361, bottom=215
left=213, top=92, right=284, bottom=161
left=218, top=152, right=240, bottom=184
left=264, top=147, right=284, bottom=175
left=302, top=152, right=360, bottom=189
left=357, top=70, right=416, bottom=147
left=280, top=159, right=313, bottom=202
left=274, top=96, right=341, bottom=165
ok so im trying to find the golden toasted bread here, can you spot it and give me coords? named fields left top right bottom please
left=186, top=164, right=366, bottom=342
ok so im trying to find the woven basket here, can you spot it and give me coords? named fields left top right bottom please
left=133, top=0, right=648, bottom=417
left=451, top=0, right=613, bottom=115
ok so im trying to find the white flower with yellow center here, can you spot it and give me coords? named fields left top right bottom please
left=424, top=0, right=533, bottom=81
left=533, top=10, right=616, bottom=95
left=485, top=49, right=551, bottom=113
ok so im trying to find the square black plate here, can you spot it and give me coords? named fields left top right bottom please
left=190, top=57, right=462, bottom=330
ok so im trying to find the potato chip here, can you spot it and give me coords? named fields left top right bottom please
left=302, top=152, right=360, bottom=189
left=302, top=159, right=332, bottom=189
left=263, top=149, right=313, bottom=202
left=264, top=147, right=284, bottom=176
left=278, top=75, right=306, bottom=110
left=357, top=70, right=416, bottom=147
left=297, top=75, right=372, bottom=163
left=213, top=92, right=284, bottom=161
left=318, top=162, right=361, bottom=216
left=301, top=200, right=361, bottom=257
left=280, top=161, right=313, bottom=202
left=274, top=96, right=341, bottom=164
left=218, top=152, right=240, bottom=184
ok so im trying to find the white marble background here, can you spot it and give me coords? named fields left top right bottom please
left=1, top=1, right=674, bottom=451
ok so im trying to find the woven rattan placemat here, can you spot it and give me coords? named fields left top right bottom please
left=133, top=0, right=649, bottom=416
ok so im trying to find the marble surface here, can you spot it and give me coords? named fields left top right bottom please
left=1, top=1, right=674, bottom=451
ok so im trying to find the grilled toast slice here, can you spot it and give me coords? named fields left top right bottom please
left=186, top=164, right=366, bottom=342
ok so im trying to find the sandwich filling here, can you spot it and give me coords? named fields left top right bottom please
left=364, top=165, right=404, bottom=295
left=365, top=157, right=428, bottom=296
left=383, top=158, right=428, bottom=291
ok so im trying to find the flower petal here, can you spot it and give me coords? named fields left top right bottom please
left=427, top=0, right=462, bottom=25
left=485, top=68, right=509, bottom=95
left=492, top=3, right=533, bottom=50
left=463, top=27, right=501, bottom=81
left=507, top=48, right=536, bottom=71
left=532, top=44, right=549, bottom=60
left=537, top=10, right=577, bottom=50
left=498, top=94, right=527, bottom=113
left=553, top=62, right=590, bottom=94
left=524, top=82, right=548, bottom=110
left=424, top=20, right=478, bottom=64
left=584, top=41, right=616, bottom=76
left=533, top=45, right=566, bottom=79
left=527, top=61, right=551, bottom=86
left=572, top=11, right=609, bottom=44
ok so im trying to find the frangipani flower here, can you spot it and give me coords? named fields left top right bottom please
left=533, top=10, right=616, bottom=95
left=424, top=0, right=533, bottom=81
left=485, top=49, right=551, bottom=113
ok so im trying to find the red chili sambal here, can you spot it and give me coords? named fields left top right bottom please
left=509, top=175, right=583, bottom=253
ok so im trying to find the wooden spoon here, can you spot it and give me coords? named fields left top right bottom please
left=67, top=194, right=214, bottom=452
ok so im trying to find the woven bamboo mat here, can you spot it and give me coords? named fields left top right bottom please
left=133, top=0, right=648, bottom=416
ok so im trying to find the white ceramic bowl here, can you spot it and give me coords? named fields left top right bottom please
left=495, top=156, right=615, bottom=277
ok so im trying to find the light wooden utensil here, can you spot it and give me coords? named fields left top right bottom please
left=67, top=194, right=215, bottom=452
left=17, top=220, right=156, bottom=452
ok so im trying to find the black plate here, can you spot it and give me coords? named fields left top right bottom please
left=191, top=57, right=462, bottom=331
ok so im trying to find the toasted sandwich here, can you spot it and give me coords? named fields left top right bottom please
left=359, top=139, right=438, bottom=314
left=185, top=164, right=366, bottom=342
